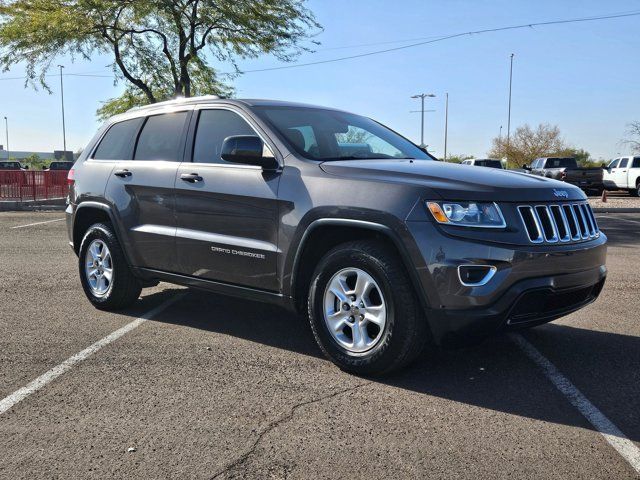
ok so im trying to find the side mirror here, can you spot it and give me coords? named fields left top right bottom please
left=221, top=135, right=278, bottom=170
left=522, top=164, right=532, bottom=171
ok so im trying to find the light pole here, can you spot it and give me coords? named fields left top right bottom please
left=499, top=125, right=503, bottom=139
left=444, top=93, right=449, bottom=162
left=58, top=65, right=67, bottom=155
left=411, top=93, right=436, bottom=147
left=3, top=116, right=8, bottom=160
left=507, top=54, right=514, bottom=155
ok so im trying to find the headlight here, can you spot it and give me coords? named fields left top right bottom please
left=427, top=201, right=506, bottom=228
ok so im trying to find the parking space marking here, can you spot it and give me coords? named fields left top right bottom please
left=10, top=218, right=65, bottom=229
left=511, top=333, right=640, bottom=474
left=0, top=293, right=185, bottom=416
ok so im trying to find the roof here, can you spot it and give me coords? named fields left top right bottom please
left=125, top=95, right=343, bottom=114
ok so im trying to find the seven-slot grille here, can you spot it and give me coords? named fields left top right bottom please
left=517, top=202, right=599, bottom=244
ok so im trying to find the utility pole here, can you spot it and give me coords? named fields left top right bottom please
left=58, top=65, right=67, bottom=155
left=3, top=116, right=8, bottom=160
left=411, top=93, right=436, bottom=147
left=507, top=54, right=514, bottom=156
left=444, top=93, right=449, bottom=162
left=499, top=125, right=503, bottom=139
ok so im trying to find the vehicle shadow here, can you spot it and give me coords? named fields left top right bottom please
left=137, top=287, right=640, bottom=442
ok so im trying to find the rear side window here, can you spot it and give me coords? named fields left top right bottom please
left=93, top=118, right=144, bottom=160
left=619, top=158, right=629, bottom=168
left=633, top=157, right=640, bottom=168
left=192, top=109, right=256, bottom=164
left=135, top=112, right=188, bottom=161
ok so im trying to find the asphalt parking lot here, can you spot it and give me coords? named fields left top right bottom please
left=1, top=211, right=639, bottom=479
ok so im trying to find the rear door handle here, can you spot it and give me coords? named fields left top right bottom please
left=180, top=173, right=203, bottom=183
left=114, top=169, right=132, bottom=178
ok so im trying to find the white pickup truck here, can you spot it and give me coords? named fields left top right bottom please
left=603, top=155, right=640, bottom=196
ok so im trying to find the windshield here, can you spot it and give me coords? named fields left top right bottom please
left=253, top=106, right=431, bottom=161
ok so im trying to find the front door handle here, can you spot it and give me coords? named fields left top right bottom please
left=180, top=173, right=203, bottom=183
left=114, top=169, right=132, bottom=178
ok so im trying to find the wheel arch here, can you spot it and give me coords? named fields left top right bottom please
left=72, top=202, right=127, bottom=259
left=290, top=218, right=431, bottom=316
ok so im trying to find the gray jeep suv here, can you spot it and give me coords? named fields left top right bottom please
left=66, top=96, right=607, bottom=374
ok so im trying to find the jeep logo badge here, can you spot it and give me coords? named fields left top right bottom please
left=553, top=189, right=569, bottom=198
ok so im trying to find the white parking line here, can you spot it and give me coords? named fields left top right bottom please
left=10, top=218, right=65, bottom=229
left=595, top=215, right=640, bottom=225
left=0, top=293, right=185, bottom=415
left=511, top=333, right=640, bottom=474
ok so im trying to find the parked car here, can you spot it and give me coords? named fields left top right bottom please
left=525, top=157, right=604, bottom=194
left=0, top=161, right=26, bottom=170
left=461, top=158, right=504, bottom=169
left=603, top=155, right=640, bottom=197
left=66, top=96, right=607, bottom=375
left=44, top=161, right=74, bottom=171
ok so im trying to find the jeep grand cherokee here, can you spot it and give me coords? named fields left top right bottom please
left=66, top=96, right=607, bottom=375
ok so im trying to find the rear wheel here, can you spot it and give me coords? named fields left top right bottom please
left=78, top=222, right=141, bottom=310
left=308, top=240, right=428, bottom=375
left=630, top=183, right=640, bottom=197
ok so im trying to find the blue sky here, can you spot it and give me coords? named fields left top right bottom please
left=0, top=0, right=639, bottom=160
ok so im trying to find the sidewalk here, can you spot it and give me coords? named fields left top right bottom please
left=0, top=198, right=66, bottom=212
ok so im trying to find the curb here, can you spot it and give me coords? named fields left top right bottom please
left=591, top=208, right=640, bottom=214
left=0, top=199, right=67, bottom=212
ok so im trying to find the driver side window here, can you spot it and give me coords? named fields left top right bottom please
left=192, top=109, right=257, bottom=164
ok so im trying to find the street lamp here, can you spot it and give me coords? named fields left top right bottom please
left=411, top=93, right=436, bottom=147
left=58, top=64, right=67, bottom=155
left=3, top=116, right=8, bottom=160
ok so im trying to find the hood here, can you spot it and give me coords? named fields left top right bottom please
left=320, top=159, right=586, bottom=202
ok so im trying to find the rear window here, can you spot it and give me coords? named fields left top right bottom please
left=49, top=162, right=73, bottom=170
left=476, top=160, right=503, bottom=168
left=0, top=162, right=22, bottom=169
left=93, top=118, right=144, bottom=160
left=135, top=112, right=189, bottom=161
left=545, top=158, right=576, bottom=168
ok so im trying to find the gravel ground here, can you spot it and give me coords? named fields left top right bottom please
left=1, top=211, right=639, bottom=479
left=588, top=191, right=640, bottom=210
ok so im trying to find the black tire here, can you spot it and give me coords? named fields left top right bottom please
left=78, top=222, right=142, bottom=310
left=630, top=184, right=640, bottom=197
left=308, top=240, right=429, bottom=376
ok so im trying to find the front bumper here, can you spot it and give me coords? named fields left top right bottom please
left=405, top=221, right=607, bottom=345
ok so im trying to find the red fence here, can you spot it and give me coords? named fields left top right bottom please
left=0, top=170, right=70, bottom=201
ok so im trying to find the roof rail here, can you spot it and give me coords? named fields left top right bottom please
left=126, top=95, right=221, bottom=112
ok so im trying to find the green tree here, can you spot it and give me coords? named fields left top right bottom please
left=442, top=154, right=473, bottom=164
left=0, top=0, right=320, bottom=119
left=488, top=123, right=569, bottom=169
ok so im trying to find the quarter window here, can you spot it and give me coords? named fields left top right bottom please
left=134, top=112, right=188, bottom=161
left=193, top=109, right=257, bottom=164
left=93, top=118, right=144, bottom=160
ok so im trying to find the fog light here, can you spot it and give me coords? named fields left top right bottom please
left=458, top=265, right=497, bottom=287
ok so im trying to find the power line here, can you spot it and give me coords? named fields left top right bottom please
left=239, top=10, right=640, bottom=73
left=0, top=72, right=112, bottom=81
left=1, top=10, right=638, bottom=81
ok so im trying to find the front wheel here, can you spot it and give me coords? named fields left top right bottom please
left=308, top=240, right=428, bottom=375
left=78, top=222, right=142, bottom=310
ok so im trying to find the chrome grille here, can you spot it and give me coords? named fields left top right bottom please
left=517, top=202, right=599, bottom=244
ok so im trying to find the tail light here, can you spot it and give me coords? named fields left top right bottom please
left=67, top=168, right=75, bottom=186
